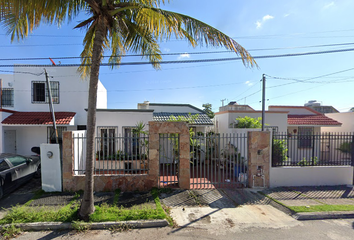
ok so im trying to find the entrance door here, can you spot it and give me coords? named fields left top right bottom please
left=4, top=130, right=16, bottom=153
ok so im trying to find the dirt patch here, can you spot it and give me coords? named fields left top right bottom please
left=116, top=192, right=156, bottom=209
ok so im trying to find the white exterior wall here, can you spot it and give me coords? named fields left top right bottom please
left=2, top=125, right=78, bottom=155
left=96, top=111, right=153, bottom=136
left=323, top=112, right=354, bottom=132
left=214, top=111, right=288, bottom=133
left=270, top=166, right=353, bottom=187
left=12, top=66, right=107, bottom=125
left=0, top=111, right=12, bottom=153
left=97, top=81, right=107, bottom=109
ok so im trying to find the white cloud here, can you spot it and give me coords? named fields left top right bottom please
left=255, top=15, right=274, bottom=29
left=177, top=53, right=190, bottom=60
left=164, top=48, right=170, bottom=52
left=284, top=13, right=290, bottom=17
left=323, top=2, right=335, bottom=9
left=245, top=81, right=254, bottom=86
left=262, top=15, right=274, bottom=21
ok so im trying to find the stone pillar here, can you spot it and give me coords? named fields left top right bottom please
left=247, top=131, right=270, bottom=188
left=148, top=121, right=190, bottom=190
left=62, top=131, right=73, bottom=191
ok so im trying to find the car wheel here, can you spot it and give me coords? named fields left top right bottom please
left=34, top=164, right=41, bottom=178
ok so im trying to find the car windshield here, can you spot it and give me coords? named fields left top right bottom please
left=0, top=159, right=10, bottom=171
left=7, top=156, right=27, bottom=167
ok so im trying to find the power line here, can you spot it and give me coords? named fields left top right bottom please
left=1, top=42, right=354, bottom=60
left=0, top=47, right=354, bottom=68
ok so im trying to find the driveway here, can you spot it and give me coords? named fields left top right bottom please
left=159, top=188, right=301, bottom=232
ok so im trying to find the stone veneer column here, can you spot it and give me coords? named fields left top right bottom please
left=148, top=121, right=190, bottom=190
left=247, top=131, right=270, bottom=188
left=62, top=131, right=74, bottom=191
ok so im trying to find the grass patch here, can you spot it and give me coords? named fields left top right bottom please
left=0, top=193, right=81, bottom=224
left=89, top=188, right=166, bottom=222
left=289, top=204, right=354, bottom=213
left=0, top=224, right=21, bottom=239
left=0, top=189, right=168, bottom=224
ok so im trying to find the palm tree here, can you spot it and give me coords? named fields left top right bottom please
left=0, top=0, right=256, bottom=220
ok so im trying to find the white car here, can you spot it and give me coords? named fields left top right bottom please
left=0, top=153, right=40, bottom=199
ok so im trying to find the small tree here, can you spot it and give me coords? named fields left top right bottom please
left=233, top=116, right=262, bottom=128
left=202, top=103, right=215, bottom=119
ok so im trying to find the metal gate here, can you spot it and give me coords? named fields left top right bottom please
left=190, top=133, right=248, bottom=189
left=159, top=133, right=180, bottom=188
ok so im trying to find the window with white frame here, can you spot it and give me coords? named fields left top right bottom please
left=32, top=81, right=59, bottom=104
left=1, top=88, right=14, bottom=107
left=97, top=126, right=118, bottom=157
left=298, top=127, right=314, bottom=148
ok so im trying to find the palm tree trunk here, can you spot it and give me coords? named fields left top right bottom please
left=79, top=18, right=105, bottom=221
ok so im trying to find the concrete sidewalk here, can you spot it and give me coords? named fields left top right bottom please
left=261, top=185, right=354, bottom=220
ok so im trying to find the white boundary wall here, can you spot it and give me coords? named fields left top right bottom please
left=270, top=166, right=353, bottom=187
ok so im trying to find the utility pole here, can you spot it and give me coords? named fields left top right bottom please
left=262, top=74, right=266, bottom=131
left=44, top=69, right=59, bottom=144
left=221, top=99, right=226, bottom=107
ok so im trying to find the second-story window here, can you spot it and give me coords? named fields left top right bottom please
left=1, top=88, right=14, bottom=107
left=32, top=81, right=59, bottom=104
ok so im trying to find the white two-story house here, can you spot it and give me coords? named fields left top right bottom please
left=0, top=66, right=107, bottom=155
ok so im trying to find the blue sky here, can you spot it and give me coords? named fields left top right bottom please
left=0, top=0, right=353, bottom=113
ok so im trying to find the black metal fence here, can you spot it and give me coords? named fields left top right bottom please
left=272, top=132, right=354, bottom=167
left=73, top=133, right=149, bottom=175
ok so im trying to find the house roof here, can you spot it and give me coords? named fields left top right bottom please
left=153, top=112, right=213, bottom=125
left=288, top=114, right=341, bottom=126
left=1, top=112, right=76, bottom=125
left=149, top=103, right=205, bottom=113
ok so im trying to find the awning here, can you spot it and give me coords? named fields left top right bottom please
left=1, top=112, right=76, bottom=125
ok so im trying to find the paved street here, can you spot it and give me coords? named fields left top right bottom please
left=12, top=218, right=354, bottom=240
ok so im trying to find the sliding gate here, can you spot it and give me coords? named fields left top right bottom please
left=159, top=133, right=180, bottom=188
left=190, top=133, right=248, bottom=189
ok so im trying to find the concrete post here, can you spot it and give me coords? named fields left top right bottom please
left=247, top=131, right=271, bottom=188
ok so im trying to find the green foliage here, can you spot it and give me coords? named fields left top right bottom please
left=202, top=103, right=215, bottom=119
left=337, top=142, right=352, bottom=154
left=0, top=224, right=21, bottom=239
left=297, top=157, right=318, bottom=166
left=89, top=189, right=166, bottom=222
left=233, top=116, right=262, bottom=128
left=272, top=139, right=288, bottom=165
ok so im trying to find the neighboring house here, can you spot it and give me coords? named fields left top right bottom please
left=304, top=100, right=339, bottom=114
left=0, top=66, right=107, bottom=155
left=214, top=101, right=288, bottom=134
left=323, top=112, right=354, bottom=133
left=94, top=101, right=213, bottom=163
left=268, top=106, right=342, bottom=163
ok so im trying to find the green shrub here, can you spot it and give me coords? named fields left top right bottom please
left=272, top=139, right=288, bottom=165
left=337, top=142, right=352, bottom=154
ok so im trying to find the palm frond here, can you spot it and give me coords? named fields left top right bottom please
left=0, top=0, right=86, bottom=41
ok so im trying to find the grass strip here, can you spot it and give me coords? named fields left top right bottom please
left=89, top=188, right=166, bottom=222
left=289, top=204, right=354, bottom=213
left=0, top=190, right=167, bottom=224
left=0, top=193, right=81, bottom=224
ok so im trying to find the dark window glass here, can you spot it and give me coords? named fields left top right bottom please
left=1, top=88, right=14, bottom=107
left=0, top=159, right=10, bottom=171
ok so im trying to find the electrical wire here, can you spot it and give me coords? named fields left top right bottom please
left=0, top=47, right=354, bottom=68
left=1, top=42, right=354, bottom=60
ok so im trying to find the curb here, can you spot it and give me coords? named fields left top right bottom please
left=259, top=192, right=354, bottom=221
left=293, top=211, right=354, bottom=221
left=0, top=219, right=169, bottom=231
